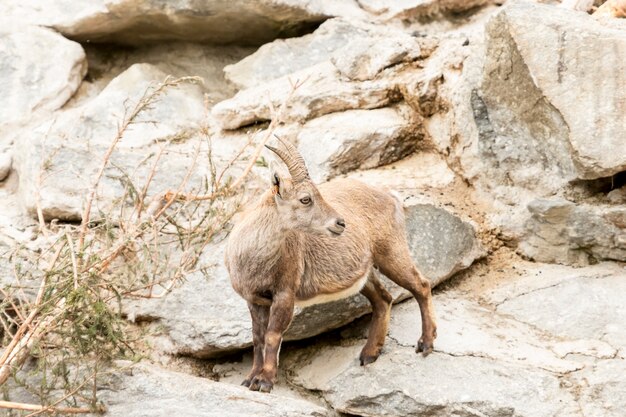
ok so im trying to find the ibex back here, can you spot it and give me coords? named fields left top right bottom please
left=225, top=137, right=437, bottom=393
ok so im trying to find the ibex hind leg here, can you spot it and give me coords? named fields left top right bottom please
left=359, top=271, right=393, bottom=365
left=374, top=246, right=437, bottom=355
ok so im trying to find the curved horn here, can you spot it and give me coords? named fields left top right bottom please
left=265, top=135, right=310, bottom=182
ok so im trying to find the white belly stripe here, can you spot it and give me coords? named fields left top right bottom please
left=295, top=273, right=369, bottom=307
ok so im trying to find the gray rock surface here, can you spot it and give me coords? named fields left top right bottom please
left=405, top=203, right=486, bottom=286
left=519, top=198, right=626, bottom=265
left=212, top=62, right=396, bottom=130
left=283, top=260, right=626, bottom=417
left=290, top=289, right=585, bottom=417
left=487, top=262, right=626, bottom=351
left=298, top=105, right=423, bottom=182
left=572, top=359, right=626, bottom=417
left=482, top=1, right=626, bottom=182
left=224, top=18, right=366, bottom=89
left=0, top=0, right=365, bottom=46
left=100, top=363, right=329, bottom=417
left=224, top=16, right=425, bottom=90
left=13, top=63, right=245, bottom=221
left=0, top=24, right=86, bottom=125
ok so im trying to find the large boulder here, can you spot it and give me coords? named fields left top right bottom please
left=224, top=18, right=427, bottom=89
left=124, top=200, right=484, bottom=357
left=404, top=203, right=486, bottom=286
left=212, top=62, right=398, bottom=130
left=13, top=63, right=245, bottom=222
left=481, top=1, right=626, bottom=185
left=0, top=24, right=86, bottom=125
left=297, top=105, right=423, bottom=182
left=289, top=291, right=583, bottom=417
left=519, top=198, right=626, bottom=265
left=0, top=0, right=366, bottom=46
left=486, top=261, right=626, bottom=352
left=99, top=363, right=329, bottom=417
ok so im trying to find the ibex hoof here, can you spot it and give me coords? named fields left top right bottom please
left=416, top=339, right=434, bottom=356
left=241, top=378, right=252, bottom=388
left=359, top=352, right=380, bottom=366
left=249, top=376, right=274, bottom=393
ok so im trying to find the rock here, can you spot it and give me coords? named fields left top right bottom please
left=346, top=151, right=456, bottom=191
left=13, top=63, right=245, bottom=221
left=0, top=0, right=366, bottom=46
left=330, top=35, right=422, bottom=81
left=125, top=200, right=483, bottom=357
left=0, top=24, right=86, bottom=125
left=99, top=362, right=329, bottom=417
left=225, top=18, right=427, bottom=89
left=389, top=294, right=583, bottom=373
left=482, top=1, right=626, bottom=182
left=404, top=203, right=486, bottom=286
left=224, top=19, right=365, bottom=89
left=486, top=261, right=626, bottom=351
left=572, top=359, right=626, bottom=417
left=518, top=198, right=626, bottom=265
left=291, top=299, right=581, bottom=417
left=359, top=0, right=493, bottom=19
left=297, top=105, right=423, bottom=182
left=212, top=62, right=397, bottom=130
left=0, top=152, right=11, bottom=181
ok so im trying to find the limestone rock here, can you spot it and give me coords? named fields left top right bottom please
left=99, top=363, right=329, bottom=417
left=405, top=203, right=486, bottom=286
left=291, top=310, right=580, bottom=417
left=0, top=24, right=86, bottom=125
left=297, top=105, right=423, bottom=182
left=359, top=0, right=493, bottom=18
left=519, top=198, right=626, bottom=265
left=224, top=19, right=365, bottom=90
left=0, top=0, right=366, bottom=46
left=225, top=17, right=428, bottom=89
left=482, top=1, right=626, bottom=182
left=212, top=62, right=396, bottom=130
left=13, top=63, right=245, bottom=222
left=572, top=359, right=626, bottom=417
left=488, top=262, right=626, bottom=351
left=14, top=64, right=247, bottom=221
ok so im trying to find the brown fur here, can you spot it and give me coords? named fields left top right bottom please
left=225, top=159, right=437, bottom=393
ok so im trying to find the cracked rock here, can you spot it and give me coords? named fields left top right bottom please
left=99, top=362, right=329, bottom=417
left=519, top=198, right=626, bottom=265
left=297, top=105, right=423, bottom=182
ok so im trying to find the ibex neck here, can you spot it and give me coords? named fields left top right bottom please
left=230, top=192, right=293, bottom=265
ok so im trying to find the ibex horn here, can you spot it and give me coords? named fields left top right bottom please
left=265, top=135, right=310, bottom=183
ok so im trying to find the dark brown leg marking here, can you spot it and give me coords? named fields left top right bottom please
left=359, top=272, right=393, bottom=365
left=248, top=292, right=294, bottom=393
left=242, top=302, right=270, bottom=387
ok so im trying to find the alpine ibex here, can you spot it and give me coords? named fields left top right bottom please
left=225, top=137, right=437, bottom=393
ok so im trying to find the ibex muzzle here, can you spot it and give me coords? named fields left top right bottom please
left=225, top=136, right=437, bottom=393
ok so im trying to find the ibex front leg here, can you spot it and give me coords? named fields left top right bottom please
left=248, top=292, right=294, bottom=393
left=242, top=302, right=270, bottom=388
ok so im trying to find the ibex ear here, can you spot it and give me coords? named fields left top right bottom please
left=269, top=161, right=286, bottom=198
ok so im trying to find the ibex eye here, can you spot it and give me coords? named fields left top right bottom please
left=300, top=197, right=311, bottom=205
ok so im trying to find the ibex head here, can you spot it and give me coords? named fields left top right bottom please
left=265, top=136, right=346, bottom=236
